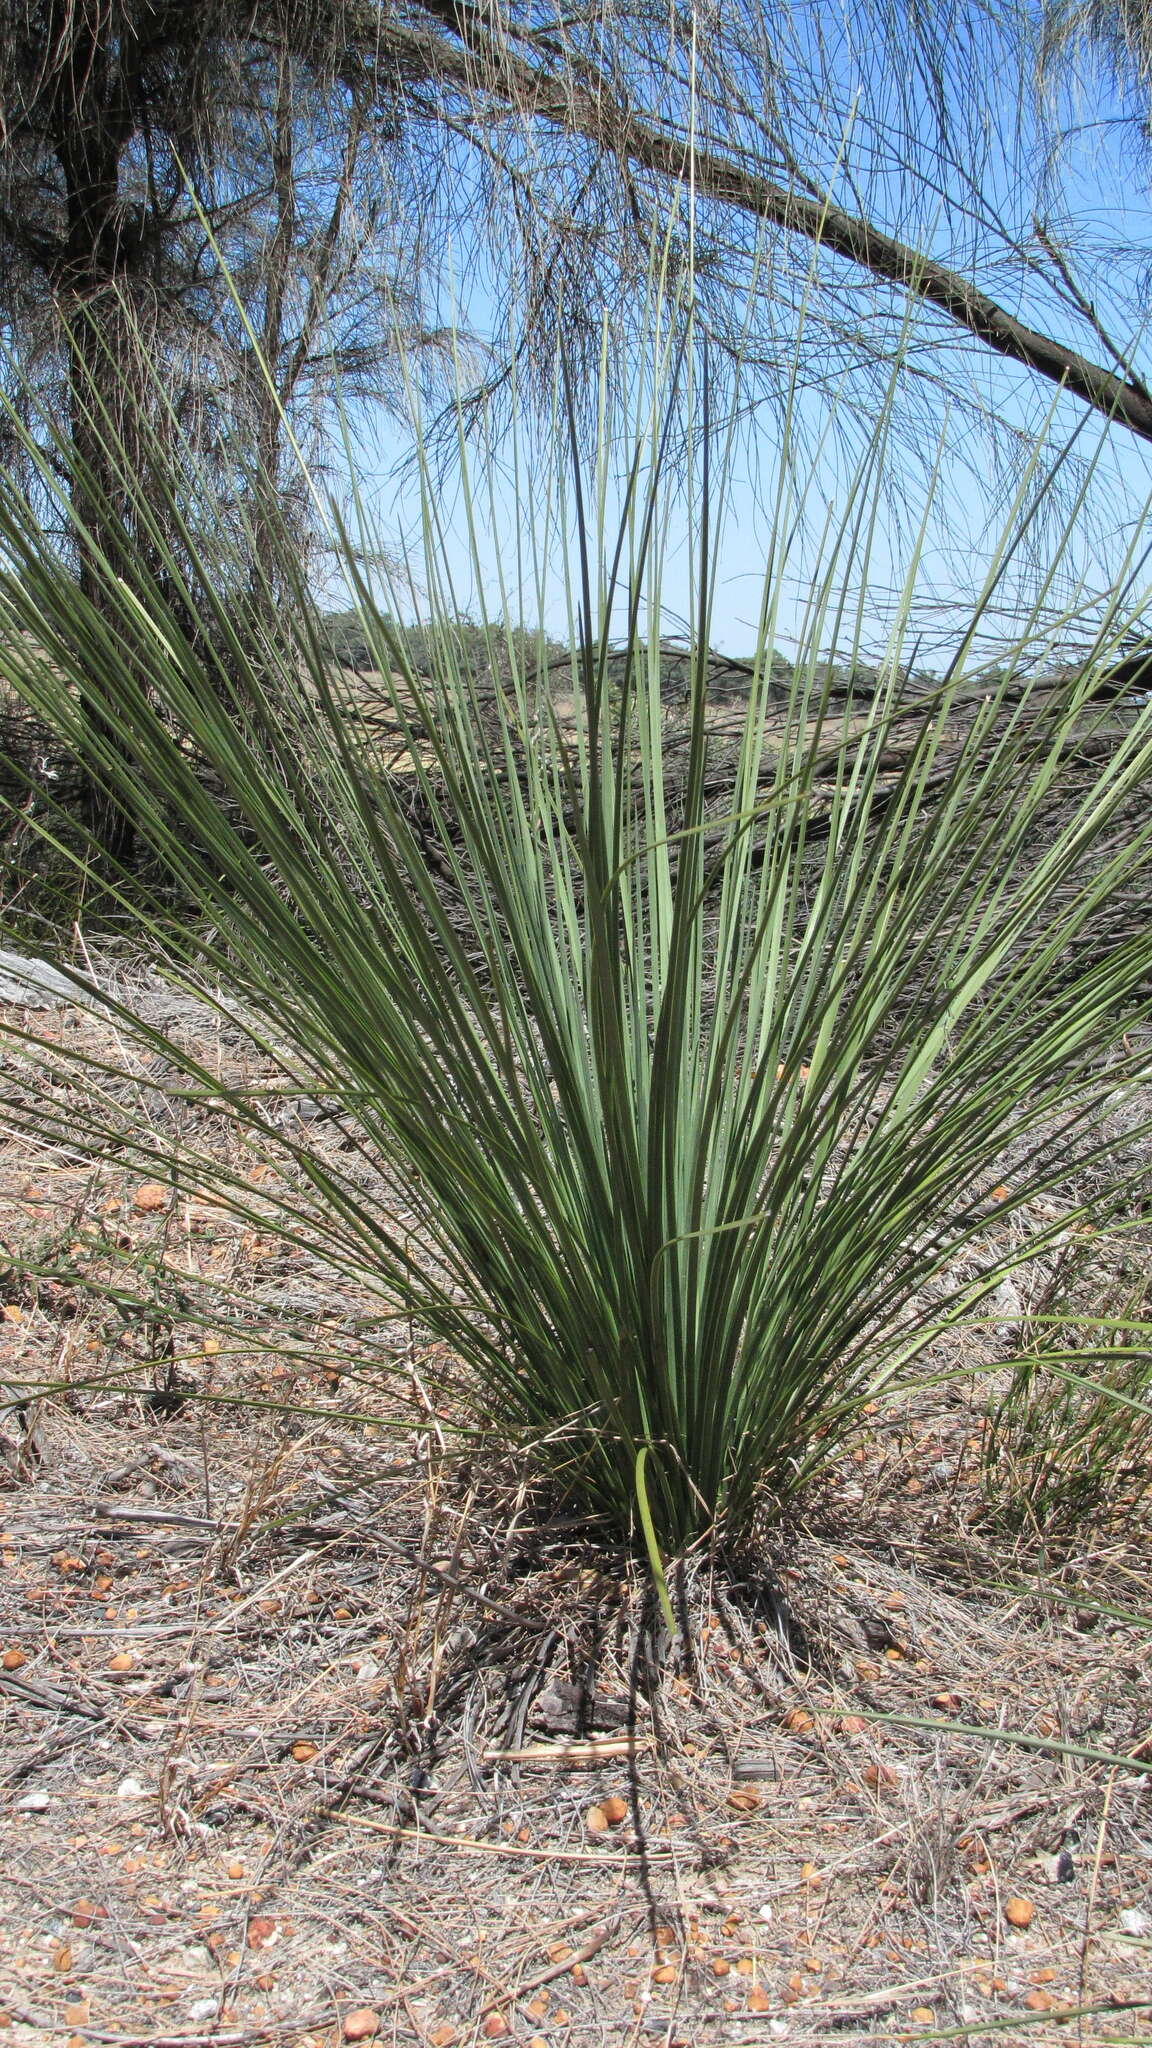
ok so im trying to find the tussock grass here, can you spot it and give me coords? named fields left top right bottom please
left=985, top=1300, right=1152, bottom=1547
left=2, top=322, right=1152, bottom=1562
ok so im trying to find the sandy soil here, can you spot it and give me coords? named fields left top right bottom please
left=1, top=979, right=1150, bottom=2048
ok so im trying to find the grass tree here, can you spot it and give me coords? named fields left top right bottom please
left=1, top=316, right=1152, bottom=1569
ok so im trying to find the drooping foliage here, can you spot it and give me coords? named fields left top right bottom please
left=2, top=315, right=1152, bottom=1554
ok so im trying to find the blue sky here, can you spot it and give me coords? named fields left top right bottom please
left=331, top=14, right=1152, bottom=670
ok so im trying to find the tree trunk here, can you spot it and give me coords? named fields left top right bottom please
left=50, top=2, right=142, bottom=866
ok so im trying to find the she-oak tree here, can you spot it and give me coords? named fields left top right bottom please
left=5, top=2, right=1152, bottom=492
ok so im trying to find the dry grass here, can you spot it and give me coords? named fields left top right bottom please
left=1, top=976, right=1151, bottom=2048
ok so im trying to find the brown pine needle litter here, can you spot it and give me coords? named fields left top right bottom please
left=2, top=977, right=1150, bottom=2048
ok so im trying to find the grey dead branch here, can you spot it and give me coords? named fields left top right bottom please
left=0, top=951, right=84, bottom=1009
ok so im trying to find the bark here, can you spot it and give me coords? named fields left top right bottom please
left=251, top=47, right=297, bottom=593
left=50, top=6, right=143, bottom=864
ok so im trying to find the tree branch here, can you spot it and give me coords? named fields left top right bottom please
left=383, top=6, right=1152, bottom=447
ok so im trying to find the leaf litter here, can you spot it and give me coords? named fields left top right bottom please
left=1, top=976, right=1151, bottom=2048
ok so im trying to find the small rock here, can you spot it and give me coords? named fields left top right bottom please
left=287, top=1095, right=327, bottom=1124
left=863, top=1762, right=897, bottom=1791
left=534, top=1678, right=630, bottom=1733
left=187, top=2000, right=217, bottom=2022
left=732, top=1756, right=776, bottom=1781
left=727, top=1787, right=761, bottom=1812
left=70, top=1900, right=107, bottom=1929
left=991, top=1275, right=1022, bottom=1331
left=1119, top=1906, right=1149, bottom=1935
left=116, top=1775, right=148, bottom=1799
left=1, top=1648, right=26, bottom=1671
left=15, top=1791, right=48, bottom=1813
left=342, top=2010, right=380, bottom=2042
left=1004, top=1897, right=1035, bottom=1929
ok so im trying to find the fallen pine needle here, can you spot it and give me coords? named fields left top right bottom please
left=30, top=2021, right=332, bottom=2047
left=481, top=1736, right=653, bottom=1763
left=480, top=1917, right=620, bottom=2011
left=343, top=1813, right=676, bottom=1861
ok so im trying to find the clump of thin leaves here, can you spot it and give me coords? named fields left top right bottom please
left=3, top=327, right=1152, bottom=1558
left=986, top=1333, right=1152, bottom=1546
left=983, top=1249, right=1152, bottom=1546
